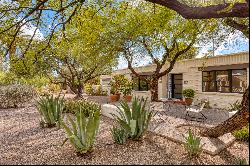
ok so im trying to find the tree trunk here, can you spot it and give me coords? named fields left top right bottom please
left=200, top=86, right=249, bottom=138
left=76, top=85, right=83, bottom=98
left=150, top=78, right=159, bottom=101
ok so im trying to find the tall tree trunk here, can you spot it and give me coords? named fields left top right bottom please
left=150, top=78, right=159, bottom=101
left=200, top=86, right=249, bottom=138
left=76, top=85, right=83, bottom=98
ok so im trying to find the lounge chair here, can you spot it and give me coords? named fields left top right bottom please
left=185, top=103, right=207, bottom=122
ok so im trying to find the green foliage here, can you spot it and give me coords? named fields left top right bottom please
left=228, top=100, right=243, bottom=111
left=121, top=79, right=133, bottom=96
left=110, top=126, right=128, bottom=145
left=233, top=124, right=249, bottom=142
left=84, top=83, right=94, bottom=95
left=64, top=99, right=100, bottom=117
left=85, top=85, right=108, bottom=96
left=61, top=106, right=100, bottom=155
left=184, top=129, right=203, bottom=158
left=109, top=74, right=127, bottom=95
left=36, top=95, right=65, bottom=128
left=112, top=97, right=155, bottom=140
left=183, top=89, right=195, bottom=98
left=236, top=157, right=248, bottom=165
left=0, top=84, right=37, bottom=108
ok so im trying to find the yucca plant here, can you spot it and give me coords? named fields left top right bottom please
left=184, top=129, right=203, bottom=158
left=61, top=105, right=100, bottom=155
left=112, top=97, right=155, bottom=140
left=36, top=95, right=65, bottom=128
left=110, top=126, right=127, bottom=144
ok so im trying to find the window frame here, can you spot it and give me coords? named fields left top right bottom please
left=132, top=75, right=150, bottom=91
left=202, top=68, right=247, bottom=94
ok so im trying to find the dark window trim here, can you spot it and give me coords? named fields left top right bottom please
left=202, top=68, right=247, bottom=94
left=132, top=75, right=150, bottom=91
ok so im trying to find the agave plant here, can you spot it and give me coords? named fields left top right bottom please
left=110, top=126, right=127, bottom=144
left=112, top=97, right=155, bottom=140
left=61, top=106, right=100, bottom=155
left=36, top=95, right=65, bottom=128
left=184, top=129, right=203, bottom=158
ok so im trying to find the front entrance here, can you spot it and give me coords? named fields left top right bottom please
left=171, top=74, right=183, bottom=99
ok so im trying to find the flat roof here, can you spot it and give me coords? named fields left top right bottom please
left=114, top=51, right=249, bottom=72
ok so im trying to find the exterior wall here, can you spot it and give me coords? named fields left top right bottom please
left=163, top=52, right=249, bottom=108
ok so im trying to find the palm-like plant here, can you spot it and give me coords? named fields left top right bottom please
left=61, top=106, right=100, bottom=155
left=184, top=129, right=203, bottom=158
left=112, top=97, right=155, bottom=140
left=36, top=95, right=65, bottom=128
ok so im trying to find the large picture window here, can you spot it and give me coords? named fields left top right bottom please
left=132, top=75, right=151, bottom=91
left=202, top=69, right=247, bottom=93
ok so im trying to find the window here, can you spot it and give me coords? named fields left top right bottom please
left=202, top=69, right=247, bottom=93
left=132, top=75, right=151, bottom=91
left=216, top=70, right=230, bottom=93
left=202, top=71, right=216, bottom=92
left=232, top=69, right=247, bottom=93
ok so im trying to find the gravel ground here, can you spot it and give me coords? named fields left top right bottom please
left=0, top=106, right=248, bottom=165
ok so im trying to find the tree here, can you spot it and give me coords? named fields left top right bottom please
left=143, top=0, right=249, bottom=138
left=42, top=7, right=117, bottom=97
left=108, top=2, right=223, bottom=101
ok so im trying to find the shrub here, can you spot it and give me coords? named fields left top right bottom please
left=61, top=107, right=100, bottom=155
left=110, top=126, right=127, bottom=144
left=84, top=83, right=94, bottom=95
left=64, top=99, right=100, bottom=117
left=48, top=83, right=61, bottom=93
left=184, top=129, right=203, bottom=158
left=228, top=100, right=242, bottom=111
left=36, top=95, right=65, bottom=128
left=183, top=89, right=195, bottom=98
left=121, top=80, right=133, bottom=96
left=109, top=74, right=127, bottom=95
left=112, top=97, right=155, bottom=140
left=236, top=157, right=248, bottom=165
left=233, top=124, right=249, bottom=142
left=0, top=84, right=37, bottom=108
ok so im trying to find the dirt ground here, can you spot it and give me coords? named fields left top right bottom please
left=0, top=106, right=248, bottom=165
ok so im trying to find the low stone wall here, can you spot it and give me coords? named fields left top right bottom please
left=132, top=91, right=151, bottom=101
left=101, top=104, right=121, bottom=119
left=87, top=96, right=109, bottom=104
left=193, top=92, right=243, bottom=109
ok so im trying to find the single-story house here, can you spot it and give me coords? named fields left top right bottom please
left=100, top=52, right=249, bottom=109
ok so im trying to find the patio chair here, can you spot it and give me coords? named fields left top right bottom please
left=185, top=103, right=207, bottom=122
left=229, top=110, right=238, bottom=118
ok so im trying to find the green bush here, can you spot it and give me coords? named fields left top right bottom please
left=109, top=74, right=127, bottom=95
left=233, top=124, right=249, bottom=142
left=183, top=89, right=195, bottom=98
left=112, top=97, right=155, bottom=140
left=61, top=107, right=100, bottom=155
left=184, top=129, right=203, bottom=158
left=121, top=80, right=133, bottom=96
left=228, top=100, right=242, bottom=111
left=84, top=83, right=94, bottom=95
left=236, top=157, right=248, bottom=165
left=110, top=126, right=127, bottom=144
left=64, top=99, right=100, bottom=117
left=36, top=95, right=65, bottom=128
left=0, top=84, right=37, bottom=108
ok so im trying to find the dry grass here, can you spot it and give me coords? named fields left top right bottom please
left=0, top=106, right=248, bottom=165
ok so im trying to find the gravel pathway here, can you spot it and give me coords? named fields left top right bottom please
left=0, top=106, right=248, bottom=165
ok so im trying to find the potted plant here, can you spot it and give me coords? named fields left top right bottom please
left=183, top=88, right=195, bottom=106
left=122, top=80, right=133, bottom=102
left=109, top=75, right=127, bottom=102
